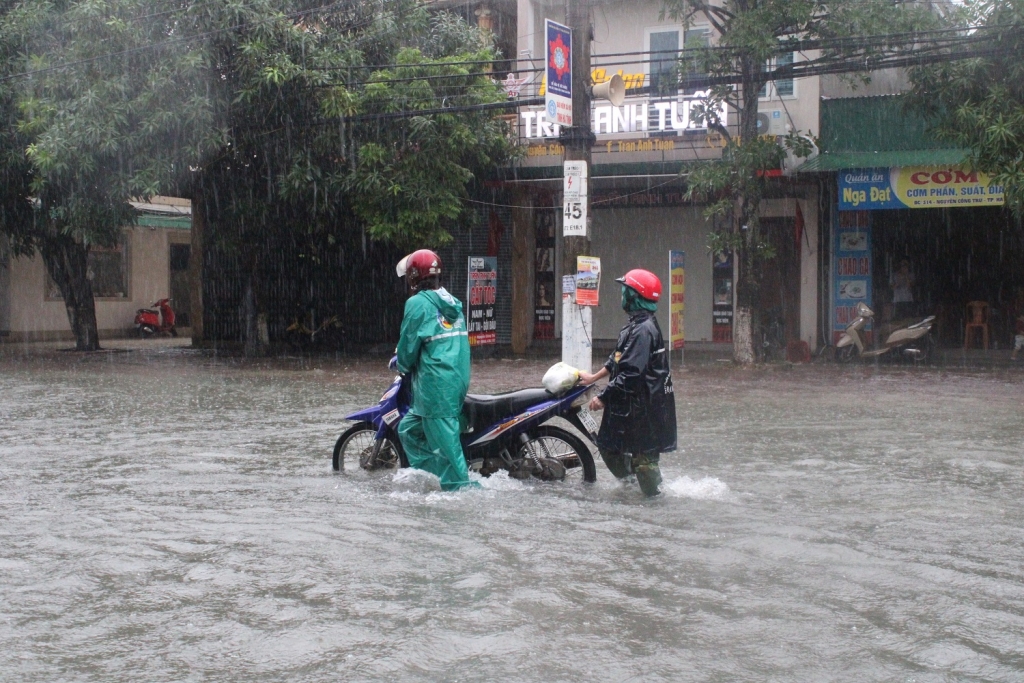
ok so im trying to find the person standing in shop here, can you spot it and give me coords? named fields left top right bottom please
left=890, top=259, right=916, bottom=319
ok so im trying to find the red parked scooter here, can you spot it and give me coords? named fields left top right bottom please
left=134, top=298, right=177, bottom=337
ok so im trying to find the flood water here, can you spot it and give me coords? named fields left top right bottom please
left=2, top=347, right=1023, bottom=681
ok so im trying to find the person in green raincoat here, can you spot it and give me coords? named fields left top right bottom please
left=393, top=249, right=478, bottom=491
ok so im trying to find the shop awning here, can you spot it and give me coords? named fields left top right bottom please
left=798, top=148, right=966, bottom=172
left=795, top=94, right=968, bottom=174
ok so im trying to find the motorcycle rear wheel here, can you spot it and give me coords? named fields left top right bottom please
left=333, top=421, right=407, bottom=472
left=138, top=324, right=156, bottom=338
left=517, top=425, right=597, bottom=484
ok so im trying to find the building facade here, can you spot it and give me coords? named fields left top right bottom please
left=0, top=197, right=192, bottom=343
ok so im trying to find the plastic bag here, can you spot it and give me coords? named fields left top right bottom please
left=542, top=362, right=580, bottom=395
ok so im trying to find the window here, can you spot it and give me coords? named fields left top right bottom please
left=46, top=234, right=130, bottom=299
left=760, top=52, right=795, bottom=99
left=681, top=26, right=710, bottom=95
left=647, top=29, right=680, bottom=95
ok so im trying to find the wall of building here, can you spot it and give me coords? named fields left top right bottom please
left=3, top=225, right=189, bottom=341
left=590, top=204, right=716, bottom=342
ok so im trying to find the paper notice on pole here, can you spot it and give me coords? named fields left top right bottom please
left=562, top=274, right=576, bottom=301
left=563, top=161, right=587, bottom=200
left=563, top=161, right=588, bottom=236
left=575, top=256, right=600, bottom=306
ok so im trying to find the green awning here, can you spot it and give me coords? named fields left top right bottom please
left=796, top=95, right=968, bottom=173
left=137, top=213, right=191, bottom=229
left=797, top=149, right=967, bottom=172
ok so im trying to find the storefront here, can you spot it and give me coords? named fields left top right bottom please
left=802, top=96, right=1023, bottom=349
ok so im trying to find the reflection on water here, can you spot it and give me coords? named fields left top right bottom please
left=1, top=350, right=1023, bottom=681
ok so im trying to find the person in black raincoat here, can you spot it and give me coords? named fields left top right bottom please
left=579, top=269, right=677, bottom=496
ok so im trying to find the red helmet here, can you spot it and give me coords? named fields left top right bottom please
left=616, top=269, right=662, bottom=302
left=396, top=249, right=442, bottom=289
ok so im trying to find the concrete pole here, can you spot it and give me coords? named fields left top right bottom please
left=560, top=0, right=594, bottom=372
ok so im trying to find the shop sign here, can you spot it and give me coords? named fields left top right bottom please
left=544, top=20, right=572, bottom=126
left=466, top=256, right=497, bottom=346
left=838, top=166, right=1005, bottom=211
left=831, top=212, right=873, bottom=344
left=669, top=250, right=685, bottom=350
left=712, top=251, right=733, bottom=343
left=520, top=93, right=726, bottom=139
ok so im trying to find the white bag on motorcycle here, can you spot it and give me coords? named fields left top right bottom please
left=542, top=362, right=580, bottom=395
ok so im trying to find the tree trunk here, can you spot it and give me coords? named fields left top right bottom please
left=38, top=234, right=101, bottom=351
left=732, top=61, right=764, bottom=364
left=189, top=182, right=205, bottom=347
left=242, top=270, right=267, bottom=358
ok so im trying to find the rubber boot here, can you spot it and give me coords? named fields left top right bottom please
left=632, top=451, right=662, bottom=497
left=599, top=448, right=632, bottom=479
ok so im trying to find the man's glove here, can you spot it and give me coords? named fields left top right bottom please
left=388, top=355, right=398, bottom=371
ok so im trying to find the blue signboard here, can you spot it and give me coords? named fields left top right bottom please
left=545, top=19, right=573, bottom=126
left=838, top=166, right=1005, bottom=211
left=832, top=213, right=872, bottom=344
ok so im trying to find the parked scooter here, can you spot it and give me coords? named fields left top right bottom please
left=134, top=298, right=177, bottom=337
left=333, top=365, right=599, bottom=484
left=835, top=301, right=935, bottom=363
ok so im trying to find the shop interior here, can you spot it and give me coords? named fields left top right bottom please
left=871, top=207, right=1024, bottom=349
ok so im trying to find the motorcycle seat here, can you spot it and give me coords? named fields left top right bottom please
left=463, top=388, right=553, bottom=431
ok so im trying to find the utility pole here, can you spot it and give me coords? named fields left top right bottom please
left=561, top=0, right=593, bottom=372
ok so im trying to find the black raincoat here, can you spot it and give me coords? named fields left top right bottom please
left=596, top=310, right=677, bottom=454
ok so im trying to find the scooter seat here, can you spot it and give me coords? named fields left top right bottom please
left=463, top=388, right=553, bottom=430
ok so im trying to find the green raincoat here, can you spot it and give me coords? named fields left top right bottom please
left=396, top=287, right=476, bottom=491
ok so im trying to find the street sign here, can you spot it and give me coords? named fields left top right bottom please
left=563, top=160, right=587, bottom=236
left=545, top=19, right=573, bottom=127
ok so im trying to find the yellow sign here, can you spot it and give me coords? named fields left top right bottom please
left=669, top=251, right=685, bottom=350
left=539, top=70, right=645, bottom=96
left=839, top=166, right=1005, bottom=210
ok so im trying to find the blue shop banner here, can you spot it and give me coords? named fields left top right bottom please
left=839, top=166, right=1005, bottom=211
left=832, top=213, right=873, bottom=344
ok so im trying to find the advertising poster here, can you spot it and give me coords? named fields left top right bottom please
left=669, top=251, right=685, bottom=350
left=533, top=210, right=557, bottom=339
left=575, top=256, right=601, bottom=306
left=838, top=166, right=1005, bottom=211
left=466, top=256, right=497, bottom=346
left=832, top=211, right=873, bottom=344
left=712, top=251, right=733, bottom=343
left=544, top=19, right=573, bottom=126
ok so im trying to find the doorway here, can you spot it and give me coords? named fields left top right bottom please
left=169, top=243, right=191, bottom=328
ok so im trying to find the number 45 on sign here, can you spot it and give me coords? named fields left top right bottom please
left=563, top=161, right=587, bottom=236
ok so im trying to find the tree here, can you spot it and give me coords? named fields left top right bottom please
left=909, top=0, right=1024, bottom=214
left=186, top=0, right=514, bottom=355
left=661, top=0, right=937, bottom=362
left=2, top=0, right=212, bottom=350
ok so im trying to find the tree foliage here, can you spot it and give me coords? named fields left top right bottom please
left=0, top=0, right=515, bottom=352
left=909, top=0, right=1024, bottom=214
left=662, top=0, right=937, bottom=362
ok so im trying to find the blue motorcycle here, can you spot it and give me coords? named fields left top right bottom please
left=333, top=371, right=599, bottom=483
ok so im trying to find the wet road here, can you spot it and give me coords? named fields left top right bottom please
left=1, top=347, right=1023, bottom=681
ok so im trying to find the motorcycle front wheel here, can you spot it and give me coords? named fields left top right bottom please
left=333, top=421, right=407, bottom=472
left=517, top=425, right=597, bottom=484
left=835, top=344, right=857, bottom=363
